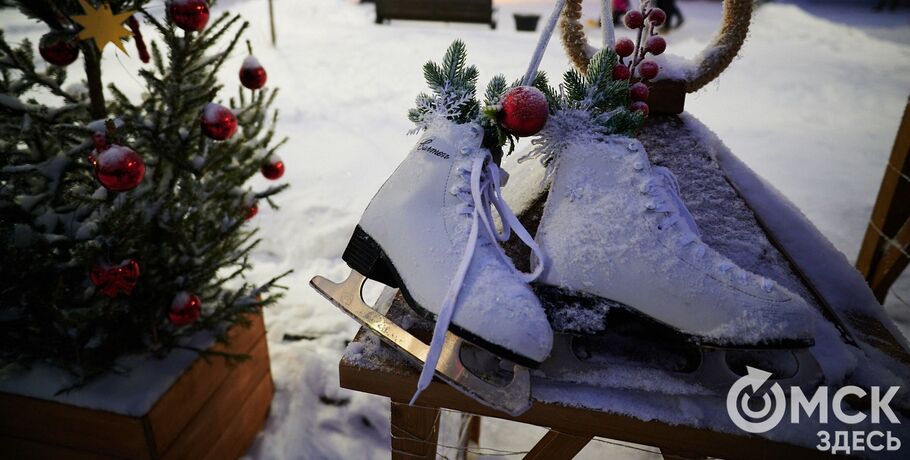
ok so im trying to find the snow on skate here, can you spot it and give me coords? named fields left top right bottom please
left=312, top=1, right=831, bottom=415
left=311, top=40, right=554, bottom=415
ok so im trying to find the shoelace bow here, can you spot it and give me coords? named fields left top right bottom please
left=411, top=147, right=544, bottom=404
left=644, top=165, right=775, bottom=293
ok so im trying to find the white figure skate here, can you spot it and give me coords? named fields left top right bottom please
left=311, top=119, right=552, bottom=416
left=531, top=135, right=822, bottom=390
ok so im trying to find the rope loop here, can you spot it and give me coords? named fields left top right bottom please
left=559, top=0, right=754, bottom=93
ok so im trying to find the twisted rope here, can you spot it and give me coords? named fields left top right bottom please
left=559, top=0, right=754, bottom=93
left=687, top=0, right=753, bottom=92
left=560, top=0, right=596, bottom=73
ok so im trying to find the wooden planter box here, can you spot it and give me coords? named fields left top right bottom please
left=0, top=314, right=272, bottom=460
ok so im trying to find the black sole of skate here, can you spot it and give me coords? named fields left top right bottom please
left=533, top=283, right=824, bottom=390
left=533, top=283, right=815, bottom=349
left=342, top=225, right=542, bottom=370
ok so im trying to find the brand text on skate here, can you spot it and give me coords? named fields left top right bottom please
left=417, top=138, right=450, bottom=159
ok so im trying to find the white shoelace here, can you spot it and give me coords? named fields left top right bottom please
left=644, top=165, right=775, bottom=293
left=410, top=148, right=544, bottom=404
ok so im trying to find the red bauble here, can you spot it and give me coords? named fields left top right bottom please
left=201, top=103, right=238, bottom=140
left=39, top=33, right=79, bottom=67
left=91, top=259, right=140, bottom=297
left=500, top=86, right=549, bottom=137
left=630, top=82, right=650, bottom=102
left=167, top=0, right=210, bottom=32
left=94, top=145, right=146, bottom=192
left=637, top=60, right=659, bottom=80
left=612, top=64, right=631, bottom=81
left=631, top=101, right=650, bottom=117
left=646, top=36, right=666, bottom=56
left=624, top=11, right=644, bottom=29
left=239, top=56, right=267, bottom=90
left=245, top=202, right=259, bottom=220
left=648, top=8, right=667, bottom=27
left=615, top=38, right=635, bottom=58
left=261, top=158, right=285, bottom=180
left=168, top=292, right=202, bottom=326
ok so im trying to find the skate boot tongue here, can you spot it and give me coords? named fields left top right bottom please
left=411, top=148, right=543, bottom=405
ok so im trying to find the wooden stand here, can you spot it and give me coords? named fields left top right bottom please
left=340, top=297, right=839, bottom=460
left=0, top=314, right=273, bottom=460
left=857, top=96, right=910, bottom=302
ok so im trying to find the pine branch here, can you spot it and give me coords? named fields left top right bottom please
left=484, top=74, right=507, bottom=106
left=409, top=40, right=480, bottom=128
left=0, top=33, right=78, bottom=103
left=442, top=40, right=467, bottom=84
left=547, top=48, right=643, bottom=137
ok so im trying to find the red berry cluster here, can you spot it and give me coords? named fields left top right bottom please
left=612, top=5, right=667, bottom=118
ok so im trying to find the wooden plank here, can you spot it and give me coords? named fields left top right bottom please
left=524, top=430, right=592, bottom=460
left=339, top=359, right=831, bottom=460
left=390, top=401, right=440, bottom=460
left=0, top=434, right=119, bottom=460
left=870, top=217, right=910, bottom=300
left=857, top=97, right=910, bottom=286
left=160, top=337, right=271, bottom=460
left=200, top=372, right=274, bottom=460
left=148, top=313, right=265, bottom=453
left=0, top=393, right=149, bottom=459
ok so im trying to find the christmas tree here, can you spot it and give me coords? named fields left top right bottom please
left=0, top=0, right=288, bottom=390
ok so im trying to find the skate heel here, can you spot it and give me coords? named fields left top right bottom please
left=342, top=226, right=399, bottom=288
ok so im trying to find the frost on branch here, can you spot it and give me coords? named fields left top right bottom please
left=522, top=48, right=645, bottom=171
left=407, top=40, right=480, bottom=131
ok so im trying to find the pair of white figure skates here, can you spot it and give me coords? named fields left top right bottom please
left=311, top=117, right=820, bottom=415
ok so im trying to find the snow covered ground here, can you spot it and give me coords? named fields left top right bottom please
left=230, top=1, right=910, bottom=457
left=2, top=0, right=909, bottom=458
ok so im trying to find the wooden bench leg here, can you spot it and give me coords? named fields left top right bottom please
left=390, top=401, right=440, bottom=460
left=524, top=430, right=592, bottom=460
left=462, top=415, right=481, bottom=459
left=467, top=415, right=480, bottom=445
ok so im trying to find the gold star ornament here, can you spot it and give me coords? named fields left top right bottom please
left=72, top=0, right=135, bottom=53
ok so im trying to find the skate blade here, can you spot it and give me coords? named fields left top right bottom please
left=310, top=271, right=533, bottom=416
